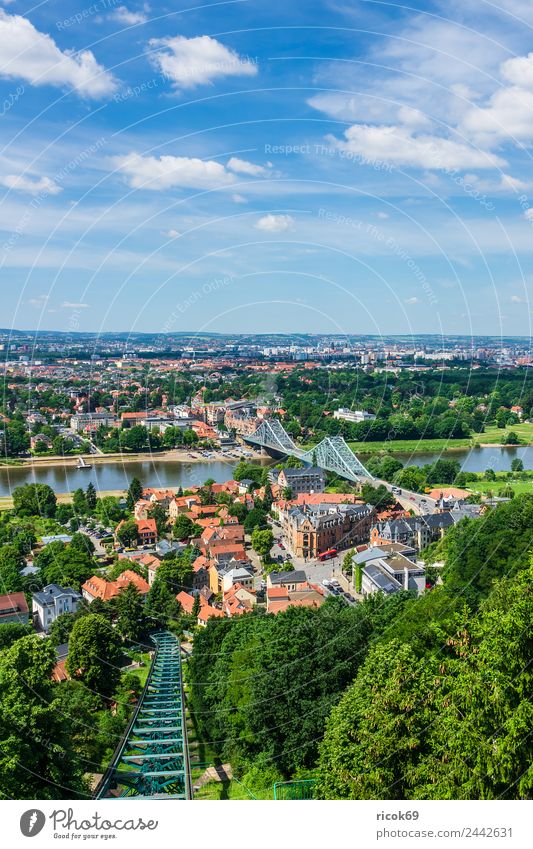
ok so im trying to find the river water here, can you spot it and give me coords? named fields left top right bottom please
left=0, top=445, right=531, bottom=496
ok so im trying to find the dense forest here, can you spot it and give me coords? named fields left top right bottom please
left=276, top=367, right=532, bottom=443
left=189, top=494, right=533, bottom=798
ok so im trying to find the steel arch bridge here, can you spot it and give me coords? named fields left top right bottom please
left=245, top=419, right=373, bottom=482
left=94, top=631, right=192, bottom=800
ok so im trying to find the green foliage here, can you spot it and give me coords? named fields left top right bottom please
left=67, top=614, right=122, bottom=698
left=0, top=543, right=25, bottom=592
left=0, top=636, right=86, bottom=798
left=116, top=518, right=138, bottom=547
left=0, top=622, right=32, bottom=651
left=433, top=494, right=533, bottom=605
left=188, top=596, right=409, bottom=776
left=317, top=640, right=439, bottom=799
left=49, top=611, right=79, bottom=647
left=317, top=562, right=533, bottom=800
left=251, top=527, right=274, bottom=559
left=13, top=483, right=57, bottom=518
left=35, top=541, right=95, bottom=592
left=126, top=477, right=143, bottom=509
left=243, top=507, right=268, bottom=533
left=145, top=579, right=180, bottom=628
left=115, top=583, right=146, bottom=642
left=173, top=514, right=201, bottom=540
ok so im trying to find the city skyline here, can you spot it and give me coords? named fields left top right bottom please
left=1, top=1, right=532, bottom=336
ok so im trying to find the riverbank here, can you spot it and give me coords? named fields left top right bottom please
left=3, top=448, right=248, bottom=469
left=0, top=489, right=128, bottom=511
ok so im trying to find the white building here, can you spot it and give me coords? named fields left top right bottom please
left=32, top=584, right=81, bottom=632
left=333, top=408, right=376, bottom=423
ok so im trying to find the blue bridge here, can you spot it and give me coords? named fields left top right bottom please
left=244, top=418, right=374, bottom=482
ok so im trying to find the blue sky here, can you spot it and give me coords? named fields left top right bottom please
left=1, top=0, right=532, bottom=337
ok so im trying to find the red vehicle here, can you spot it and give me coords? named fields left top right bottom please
left=318, top=548, right=337, bottom=562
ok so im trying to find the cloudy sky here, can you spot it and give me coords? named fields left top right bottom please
left=1, top=0, right=532, bottom=336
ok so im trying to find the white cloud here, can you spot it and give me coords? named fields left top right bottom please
left=0, top=174, right=61, bottom=194
left=60, top=301, right=89, bottom=309
left=227, top=157, right=271, bottom=177
left=111, top=5, right=148, bottom=24
left=524, top=209, right=533, bottom=221
left=0, top=10, right=117, bottom=98
left=231, top=193, right=247, bottom=203
left=376, top=211, right=389, bottom=219
left=28, top=294, right=49, bottom=308
left=405, top=296, right=420, bottom=304
left=326, top=125, right=505, bottom=170
left=148, top=34, right=257, bottom=89
left=254, top=213, right=294, bottom=232
left=163, top=229, right=180, bottom=237
left=462, top=71, right=533, bottom=145
left=510, top=294, right=526, bottom=302
left=112, top=152, right=236, bottom=190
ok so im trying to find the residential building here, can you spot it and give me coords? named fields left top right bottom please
left=0, top=591, right=29, bottom=625
left=223, top=583, right=257, bottom=616
left=136, top=518, right=158, bottom=545
left=222, top=566, right=254, bottom=593
left=333, top=408, right=376, bottom=423
left=81, top=570, right=150, bottom=603
left=370, top=512, right=457, bottom=551
left=354, top=547, right=426, bottom=596
left=32, top=584, right=81, bottom=632
left=282, top=502, right=375, bottom=559
left=267, top=569, right=307, bottom=591
left=266, top=581, right=325, bottom=614
left=277, top=466, right=326, bottom=495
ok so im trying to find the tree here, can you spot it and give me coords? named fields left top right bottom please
left=70, top=531, right=95, bottom=556
left=192, top=593, right=201, bottom=619
left=72, top=488, right=88, bottom=516
left=511, top=458, right=524, bottom=472
left=342, top=550, right=354, bottom=577
left=504, top=431, right=520, bottom=445
left=244, top=507, right=268, bottom=533
left=173, top=514, right=200, bottom=540
left=0, top=543, right=24, bottom=592
left=251, top=527, right=274, bottom=560
left=13, top=483, right=56, bottom=518
left=0, top=621, right=31, bottom=651
left=4, top=421, right=30, bottom=456
left=96, top=496, right=125, bottom=525
left=316, top=640, right=439, bottom=799
left=484, top=468, right=496, bottom=481
left=67, top=614, right=121, bottom=698
left=145, top=579, right=180, bottom=628
left=116, top=583, right=146, bottom=643
left=156, top=555, right=194, bottom=592
left=126, top=477, right=143, bottom=509
left=49, top=611, right=79, bottom=647
left=0, top=636, right=86, bottom=798
left=148, top=503, right=168, bottom=537
left=116, top=518, right=138, bottom=548
left=36, top=544, right=95, bottom=592
left=86, top=482, right=97, bottom=511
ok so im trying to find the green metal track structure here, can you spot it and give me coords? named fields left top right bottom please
left=94, top=631, right=192, bottom=800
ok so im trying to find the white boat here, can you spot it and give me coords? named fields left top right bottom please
left=77, top=456, right=92, bottom=469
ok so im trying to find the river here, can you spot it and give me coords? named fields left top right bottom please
left=0, top=445, right=531, bottom=496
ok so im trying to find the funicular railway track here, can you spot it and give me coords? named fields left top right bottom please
left=94, top=631, right=192, bottom=800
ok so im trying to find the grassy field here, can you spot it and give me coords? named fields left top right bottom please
left=467, top=477, right=533, bottom=495
left=474, top=422, right=533, bottom=444
left=348, top=437, right=474, bottom=455
left=193, top=777, right=273, bottom=800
